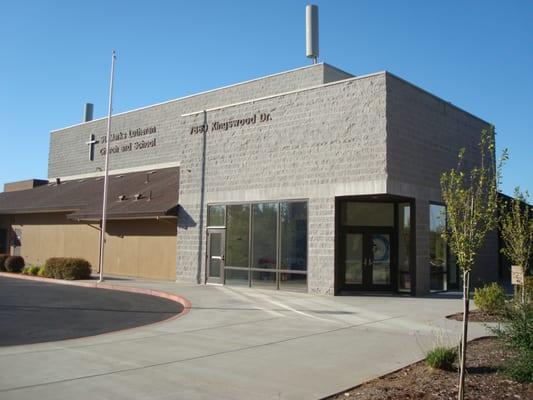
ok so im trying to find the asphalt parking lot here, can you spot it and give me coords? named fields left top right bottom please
left=0, top=277, right=183, bottom=346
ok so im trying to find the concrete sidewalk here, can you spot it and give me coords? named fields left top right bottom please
left=0, top=278, right=489, bottom=400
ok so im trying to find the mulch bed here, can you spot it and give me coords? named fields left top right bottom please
left=329, top=337, right=532, bottom=400
left=447, top=309, right=504, bottom=323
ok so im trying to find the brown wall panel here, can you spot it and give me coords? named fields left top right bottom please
left=7, top=214, right=176, bottom=280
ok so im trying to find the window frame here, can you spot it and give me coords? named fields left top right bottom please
left=429, top=202, right=448, bottom=292
left=207, top=199, right=309, bottom=292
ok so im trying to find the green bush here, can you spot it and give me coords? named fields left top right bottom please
left=474, top=282, right=506, bottom=314
left=5, top=256, right=25, bottom=273
left=30, top=266, right=41, bottom=276
left=496, top=302, right=533, bottom=353
left=491, top=302, right=533, bottom=383
left=504, top=350, right=533, bottom=383
left=22, top=266, right=31, bottom=275
left=0, top=254, right=9, bottom=271
left=43, top=257, right=92, bottom=280
left=425, top=346, right=457, bottom=370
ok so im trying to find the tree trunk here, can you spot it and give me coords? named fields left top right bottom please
left=522, top=269, right=526, bottom=305
left=458, top=270, right=470, bottom=400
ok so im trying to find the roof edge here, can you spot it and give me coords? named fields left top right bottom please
left=322, top=63, right=354, bottom=78
left=181, top=71, right=387, bottom=117
left=54, top=161, right=180, bottom=181
left=385, top=71, right=491, bottom=126
left=50, top=63, right=330, bottom=133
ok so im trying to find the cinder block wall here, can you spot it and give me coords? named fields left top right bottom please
left=48, top=64, right=343, bottom=179
left=177, top=74, right=388, bottom=294
left=385, top=73, right=499, bottom=292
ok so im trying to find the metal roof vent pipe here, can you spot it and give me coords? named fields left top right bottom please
left=306, top=4, right=319, bottom=64
left=83, top=103, right=94, bottom=122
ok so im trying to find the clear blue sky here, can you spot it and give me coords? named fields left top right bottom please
left=1, top=0, right=531, bottom=196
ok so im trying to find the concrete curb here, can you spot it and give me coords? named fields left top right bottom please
left=0, top=272, right=192, bottom=323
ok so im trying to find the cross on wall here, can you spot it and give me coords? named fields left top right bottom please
left=85, top=134, right=97, bottom=161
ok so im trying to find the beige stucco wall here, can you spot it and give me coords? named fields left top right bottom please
left=6, top=213, right=177, bottom=280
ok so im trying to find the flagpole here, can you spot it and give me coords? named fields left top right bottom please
left=98, top=50, right=117, bottom=283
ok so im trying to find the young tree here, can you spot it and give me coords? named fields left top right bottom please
left=440, top=126, right=503, bottom=400
left=499, top=188, right=533, bottom=304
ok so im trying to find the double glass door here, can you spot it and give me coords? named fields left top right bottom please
left=342, top=229, right=393, bottom=290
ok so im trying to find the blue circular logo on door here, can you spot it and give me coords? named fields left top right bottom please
left=373, top=235, right=390, bottom=262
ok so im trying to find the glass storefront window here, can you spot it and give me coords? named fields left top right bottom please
left=252, top=203, right=278, bottom=269
left=226, top=204, right=250, bottom=268
left=430, top=204, right=447, bottom=291
left=213, top=200, right=308, bottom=291
left=398, top=203, right=411, bottom=292
left=252, top=270, right=277, bottom=288
left=341, top=202, right=394, bottom=227
left=207, top=205, right=225, bottom=226
left=279, top=273, right=307, bottom=292
left=224, top=268, right=249, bottom=286
left=280, top=202, right=307, bottom=271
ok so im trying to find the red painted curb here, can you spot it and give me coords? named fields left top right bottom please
left=0, top=272, right=192, bottom=326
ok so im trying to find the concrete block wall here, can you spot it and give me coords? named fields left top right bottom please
left=323, top=64, right=353, bottom=83
left=385, top=73, right=499, bottom=291
left=307, top=197, right=336, bottom=295
left=177, top=74, right=388, bottom=294
left=49, top=63, right=344, bottom=179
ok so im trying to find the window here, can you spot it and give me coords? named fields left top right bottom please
left=280, top=202, right=308, bottom=271
left=252, top=203, right=278, bottom=269
left=225, top=204, right=250, bottom=268
left=207, top=205, right=225, bottom=226
left=430, top=204, right=447, bottom=291
left=213, top=200, right=308, bottom=292
left=341, top=202, right=394, bottom=226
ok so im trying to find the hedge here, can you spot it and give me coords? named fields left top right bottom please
left=5, top=256, right=25, bottom=273
left=43, top=257, right=92, bottom=280
left=0, top=254, right=9, bottom=272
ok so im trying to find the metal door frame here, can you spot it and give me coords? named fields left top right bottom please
left=206, top=228, right=225, bottom=284
left=338, top=227, right=396, bottom=291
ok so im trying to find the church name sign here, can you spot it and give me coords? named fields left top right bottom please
left=98, top=126, right=158, bottom=156
left=190, top=112, right=272, bottom=135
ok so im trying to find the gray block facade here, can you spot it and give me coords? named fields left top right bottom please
left=47, top=63, right=499, bottom=295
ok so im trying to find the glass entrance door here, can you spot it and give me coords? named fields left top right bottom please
left=341, top=230, right=393, bottom=290
left=370, top=233, right=391, bottom=287
left=207, top=229, right=225, bottom=284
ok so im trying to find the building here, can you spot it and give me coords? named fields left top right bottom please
left=0, top=63, right=500, bottom=295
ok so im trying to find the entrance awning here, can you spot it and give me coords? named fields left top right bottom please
left=0, top=167, right=179, bottom=221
